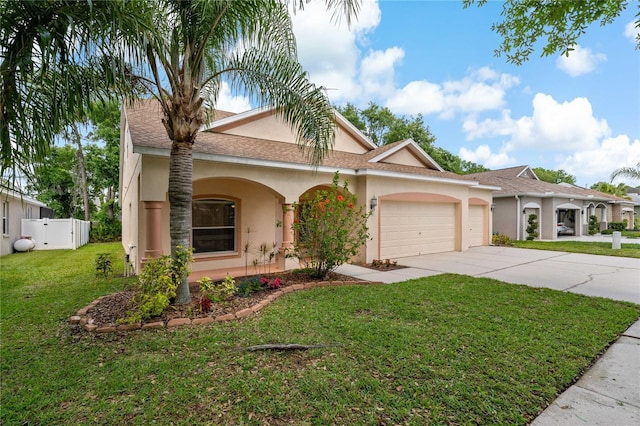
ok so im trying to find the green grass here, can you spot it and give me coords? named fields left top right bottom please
left=513, top=240, right=640, bottom=258
left=2, top=243, right=639, bottom=425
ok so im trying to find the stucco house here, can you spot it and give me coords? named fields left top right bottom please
left=468, top=166, right=635, bottom=241
left=1, top=189, right=52, bottom=256
left=119, top=99, right=498, bottom=279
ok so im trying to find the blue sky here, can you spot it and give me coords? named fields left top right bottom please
left=217, top=0, right=639, bottom=187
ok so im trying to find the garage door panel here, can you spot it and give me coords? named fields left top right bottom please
left=380, top=201, right=456, bottom=258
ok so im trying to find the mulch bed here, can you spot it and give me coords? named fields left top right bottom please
left=85, top=270, right=360, bottom=328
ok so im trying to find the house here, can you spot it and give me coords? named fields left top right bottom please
left=1, top=189, right=53, bottom=256
left=119, top=100, right=498, bottom=280
left=468, top=166, right=635, bottom=240
left=624, top=186, right=640, bottom=228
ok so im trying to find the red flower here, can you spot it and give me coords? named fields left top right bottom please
left=337, top=195, right=344, bottom=201
left=348, top=203, right=353, bottom=209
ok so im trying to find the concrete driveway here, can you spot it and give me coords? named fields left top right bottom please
left=338, top=246, right=640, bottom=304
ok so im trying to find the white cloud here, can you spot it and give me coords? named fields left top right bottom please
left=214, top=81, right=252, bottom=113
left=464, top=93, right=610, bottom=151
left=359, top=47, right=404, bottom=98
left=459, top=144, right=515, bottom=169
left=386, top=67, right=519, bottom=118
left=290, top=0, right=381, bottom=102
left=558, top=135, right=640, bottom=184
left=556, top=45, right=607, bottom=77
left=624, top=20, right=640, bottom=44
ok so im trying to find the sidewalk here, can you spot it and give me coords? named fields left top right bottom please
left=336, top=248, right=640, bottom=425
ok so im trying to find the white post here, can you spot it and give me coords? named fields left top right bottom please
left=612, top=231, right=622, bottom=250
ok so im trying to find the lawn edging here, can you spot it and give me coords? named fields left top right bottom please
left=70, top=279, right=384, bottom=333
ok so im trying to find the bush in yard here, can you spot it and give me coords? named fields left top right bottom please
left=124, top=246, right=192, bottom=323
left=525, top=214, right=539, bottom=240
left=588, top=215, right=599, bottom=235
left=291, top=172, right=370, bottom=278
left=197, top=275, right=235, bottom=303
left=608, top=222, right=625, bottom=232
left=492, top=233, right=513, bottom=246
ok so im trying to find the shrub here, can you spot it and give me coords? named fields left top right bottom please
left=95, top=253, right=113, bottom=277
left=588, top=215, right=599, bottom=235
left=198, top=275, right=236, bottom=303
left=608, top=222, right=625, bottom=231
left=492, top=233, right=513, bottom=246
left=124, top=246, right=191, bottom=323
left=601, top=229, right=613, bottom=235
left=235, top=276, right=262, bottom=297
left=291, top=172, right=371, bottom=278
left=525, top=214, right=539, bottom=241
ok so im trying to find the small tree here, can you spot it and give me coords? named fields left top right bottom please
left=291, top=172, right=370, bottom=278
left=525, top=214, right=539, bottom=241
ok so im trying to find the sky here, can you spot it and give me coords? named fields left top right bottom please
left=217, top=0, right=640, bottom=187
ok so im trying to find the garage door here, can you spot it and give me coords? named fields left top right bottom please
left=468, top=205, right=485, bottom=247
left=380, top=201, right=456, bottom=258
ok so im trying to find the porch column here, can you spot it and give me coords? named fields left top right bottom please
left=281, top=203, right=295, bottom=249
left=143, top=201, right=164, bottom=259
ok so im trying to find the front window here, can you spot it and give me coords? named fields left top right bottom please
left=192, top=199, right=236, bottom=254
left=2, top=201, right=8, bottom=235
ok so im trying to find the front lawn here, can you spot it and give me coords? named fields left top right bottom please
left=1, top=243, right=639, bottom=424
left=513, top=240, right=640, bottom=258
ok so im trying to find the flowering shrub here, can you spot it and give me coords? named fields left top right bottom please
left=268, top=277, right=282, bottom=289
left=197, top=275, right=235, bottom=303
left=291, top=172, right=371, bottom=278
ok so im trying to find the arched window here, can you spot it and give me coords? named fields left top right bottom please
left=192, top=199, right=236, bottom=254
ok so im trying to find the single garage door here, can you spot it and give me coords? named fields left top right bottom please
left=380, top=201, right=456, bottom=258
left=468, top=205, right=485, bottom=247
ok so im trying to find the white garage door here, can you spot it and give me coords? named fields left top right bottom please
left=468, top=205, right=485, bottom=247
left=380, top=201, right=456, bottom=258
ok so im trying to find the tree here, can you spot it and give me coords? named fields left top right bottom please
left=590, top=182, right=630, bottom=199
left=464, top=0, right=638, bottom=65
left=610, top=162, right=640, bottom=182
left=336, top=102, right=487, bottom=174
left=532, top=167, right=576, bottom=185
left=136, top=0, right=358, bottom=304
left=0, top=0, right=154, bottom=188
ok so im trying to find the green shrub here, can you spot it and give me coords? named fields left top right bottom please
left=588, top=215, right=599, bottom=235
left=235, top=276, right=262, bottom=297
left=291, top=172, right=370, bottom=278
left=601, top=229, right=613, bottom=235
left=124, top=246, right=191, bottom=323
left=198, top=275, right=236, bottom=302
left=492, top=233, right=513, bottom=246
left=608, top=222, right=625, bottom=232
left=94, top=253, right=113, bottom=277
left=525, top=214, right=539, bottom=241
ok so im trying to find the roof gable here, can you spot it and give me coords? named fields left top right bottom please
left=368, top=139, right=444, bottom=171
left=203, top=107, right=376, bottom=154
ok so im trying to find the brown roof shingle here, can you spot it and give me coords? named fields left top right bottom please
left=124, top=99, right=479, bottom=183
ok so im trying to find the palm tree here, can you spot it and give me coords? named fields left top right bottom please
left=0, top=0, right=154, bottom=187
left=590, top=182, right=631, bottom=199
left=137, top=0, right=359, bottom=304
left=610, top=162, right=640, bottom=182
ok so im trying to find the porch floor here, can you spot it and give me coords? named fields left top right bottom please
left=188, top=264, right=287, bottom=283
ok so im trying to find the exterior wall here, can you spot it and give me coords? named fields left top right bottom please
left=216, top=113, right=369, bottom=154
left=382, top=150, right=425, bottom=167
left=491, top=197, right=517, bottom=240
left=0, top=193, right=46, bottom=256
left=119, top=113, right=143, bottom=269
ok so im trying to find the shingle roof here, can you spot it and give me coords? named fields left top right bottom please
left=124, top=99, right=481, bottom=184
left=467, top=166, right=628, bottom=202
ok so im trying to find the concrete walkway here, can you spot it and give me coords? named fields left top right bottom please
left=336, top=246, right=640, bottom=425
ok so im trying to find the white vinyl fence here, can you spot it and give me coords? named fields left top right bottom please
left=21, top=218, right=90, bottom=250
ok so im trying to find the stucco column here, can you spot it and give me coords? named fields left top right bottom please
left=281, top=203, right=295, bottom=249
left=143, top=201, right=164, bottom=260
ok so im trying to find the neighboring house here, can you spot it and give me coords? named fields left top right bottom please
left=468, top=166, right=635, bottom=241
left=625, top=186, right=640, bottom=228
left=0, top=189, right=52, bottom=256
left=120, top=100, right=498, bottom=279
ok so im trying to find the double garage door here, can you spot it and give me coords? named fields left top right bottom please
left=380, top=201, right=456, bottom=258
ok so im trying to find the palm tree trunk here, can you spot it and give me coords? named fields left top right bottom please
left=70, top=123, right=90, bottom=222
left=169, top=140, right=193, bottom=305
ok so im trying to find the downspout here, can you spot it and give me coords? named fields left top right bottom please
left=515, top=195, right=521, bottom=240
